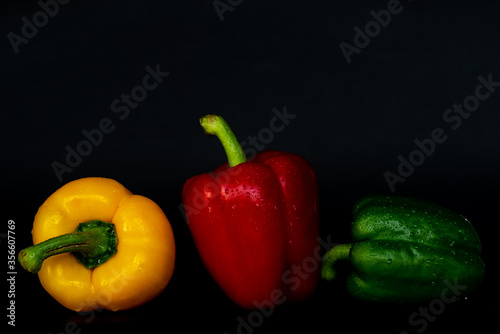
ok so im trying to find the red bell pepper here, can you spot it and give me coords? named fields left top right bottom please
left=182, top=114, right=319, bottom=309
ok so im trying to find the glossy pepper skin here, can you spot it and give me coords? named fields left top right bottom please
left=322, top=195, right=485, bottom=303
left=182, top=115, right=319, bottom=309
left=18, top=177, right=176, bottom=311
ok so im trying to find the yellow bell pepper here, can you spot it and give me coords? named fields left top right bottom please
left=18, top=177, right=175, bottom=312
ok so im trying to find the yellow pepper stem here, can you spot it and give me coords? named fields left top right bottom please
left=18, top=220, right=117, bottom=274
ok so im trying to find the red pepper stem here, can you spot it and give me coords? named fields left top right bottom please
left=321, top=243, right=352, bottom=281
left=18, top=220, right=117, bottom=274
left=200, top=115, right=247, bottom=167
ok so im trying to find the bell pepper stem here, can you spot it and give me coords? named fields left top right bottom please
left=18, top=220, right=117, bottom=274
left=321, top=243, right=352, bottom=281
left=200, top=114, right=247, bottom=167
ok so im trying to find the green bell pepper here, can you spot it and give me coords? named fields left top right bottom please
left=321, top=195, right=485, bottom=303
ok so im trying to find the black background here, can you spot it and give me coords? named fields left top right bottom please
left=2, top=0, right=499, bottom=333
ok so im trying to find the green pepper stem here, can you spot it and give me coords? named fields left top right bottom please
left=199, top=114, right=247, bottom=167
left=321, top=243, right=352, bottom=281
left=18, top=220, right=117, bottom=274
